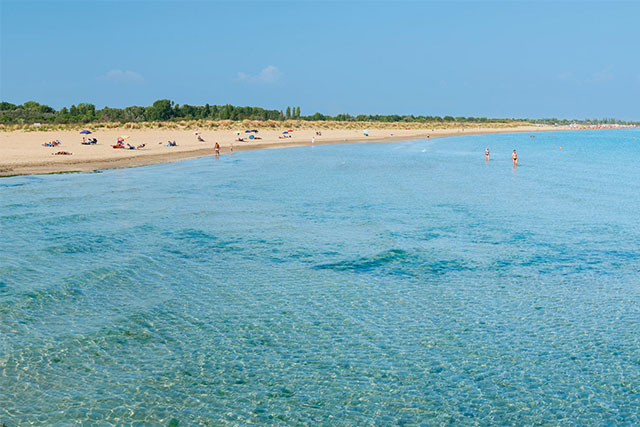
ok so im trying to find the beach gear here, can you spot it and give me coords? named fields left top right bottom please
left=79, top=130, right=92, bottom=134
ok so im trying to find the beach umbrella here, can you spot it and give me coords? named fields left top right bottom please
left=80, top=130, right=92, bottom=134
left=287, top=129, right=293, bottom=132
left=282, top=131, right=288, bottom=134
left=121, top=135, right=130, bottom=139
left=249, top=134, right=255, bottom=140
left=251, top=129, right=258, bottom=133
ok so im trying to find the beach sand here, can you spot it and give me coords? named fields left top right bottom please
left=0, top=125, right=566, bottom=176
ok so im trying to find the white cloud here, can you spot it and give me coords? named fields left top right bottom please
left=237, top=65, right=282, bottom=84
left=556, top=67, right=615, bottom=85
left=97, top=69, right=144, bottom=83
left=557, top=71, right=573, bottom=81
left=589, top=66, right=614, bottom=83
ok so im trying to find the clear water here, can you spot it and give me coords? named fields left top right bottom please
left=1, top=130, right=639, bottom=425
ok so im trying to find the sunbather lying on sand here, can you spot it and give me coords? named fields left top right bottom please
left=53, top=151, right=72, bottom=155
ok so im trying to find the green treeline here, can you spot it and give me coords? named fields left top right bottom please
left=1, top=100, right=638, bottom=125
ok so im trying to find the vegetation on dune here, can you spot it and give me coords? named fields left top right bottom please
left=1, top=100, right=638, bottom=130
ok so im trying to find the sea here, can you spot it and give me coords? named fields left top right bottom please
left=1, top=130, right=639, bottom=425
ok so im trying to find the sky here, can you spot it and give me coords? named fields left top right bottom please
left=1, top=0, right=639, bottom=120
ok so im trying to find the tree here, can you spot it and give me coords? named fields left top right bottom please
left=149, top=99, right=174, bottom=121
left=0, top=102, right=17, bottom=110
left=295, top=106, right=300, bottom=119
left=286, top=106, right=291, bottom=119
left=279, top=110, right=285, bottom=121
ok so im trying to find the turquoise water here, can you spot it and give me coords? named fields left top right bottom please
left=1, top=130, right=639, bottom=425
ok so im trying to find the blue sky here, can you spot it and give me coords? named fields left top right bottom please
left=1, top=0, right=639, bottom=119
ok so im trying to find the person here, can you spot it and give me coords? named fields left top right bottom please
left=312, top=137, right=315, bottom=145
left=229, top=142, right=233, bottom=156
left=214, top=142, right=220, bottom=157
left=484, top=147, right=490, bottom=161
left=511, top=149, right=518, bottom=167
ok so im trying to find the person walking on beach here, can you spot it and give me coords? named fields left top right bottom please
left=484, top=147, right=490, bottom=161
left=214, top=142, right=220, bottom=158
left=511, top=149, right=518, bottom=167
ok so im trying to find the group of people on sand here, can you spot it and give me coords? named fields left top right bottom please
left=42, top=140, right=62, bottom=147
left=484, top=147, right=518, bottom=167
left=113, top=140, right=146, bottom=150
left=81, top=137, right=98, bottom=145
left=43, top=140, right=71, bottom=155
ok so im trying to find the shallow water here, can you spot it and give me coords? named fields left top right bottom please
left=1, top=130, right=639, bottom=425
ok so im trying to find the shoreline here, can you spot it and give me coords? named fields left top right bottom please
left=1, top=125, right=570, bottom=177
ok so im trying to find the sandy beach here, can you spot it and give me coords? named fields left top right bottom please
left=0, top=124, right=567, bottom=177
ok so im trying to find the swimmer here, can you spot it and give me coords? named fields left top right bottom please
left=229, top=143, right=233, bottom=156
left=511, top=149, right=518, bottom=167
left=484, top=147, right=490, bottom=161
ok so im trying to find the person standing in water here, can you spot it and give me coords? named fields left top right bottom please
left=511, top=149, right=518, bottom=167
left=484, top=147, right=490, bottom=161
left=229, top=142, right=233, bottom=156
left=214, top=142, right=220, bottom=158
